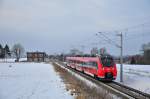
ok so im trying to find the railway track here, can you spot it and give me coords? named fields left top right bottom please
left=107, top=81, right=150, bottom=99
left=53, top=61, right=150, bottom=99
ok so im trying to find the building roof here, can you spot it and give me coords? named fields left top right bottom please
left=27, top=52, right=46, bottom=54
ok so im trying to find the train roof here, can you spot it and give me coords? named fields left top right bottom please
left=66, top=56, right=99, bottom=62
left=66, top=54, right=113, bottom=62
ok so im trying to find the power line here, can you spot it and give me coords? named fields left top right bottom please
left=124, top=32, right=150, bottom=41
left=117, top=21, right=150, bottom=33
left=96, top=32, right=120, bottom=48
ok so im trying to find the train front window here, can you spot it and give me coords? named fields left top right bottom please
left=101, top=56, right=114, bottom=67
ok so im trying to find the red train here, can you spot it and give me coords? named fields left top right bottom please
left=66, top=55, right=117, bottom=81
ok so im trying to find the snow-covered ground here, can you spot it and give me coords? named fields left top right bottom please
left=0, top=60, right=150, bottom=99
left=116, top=64, right=150, bottom=94
left=0, top=62, right=73, bottom=99
left=0, top=58, right=27, bottom=62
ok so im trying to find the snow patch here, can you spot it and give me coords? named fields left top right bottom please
left=116, top=64, right=150, bottom=94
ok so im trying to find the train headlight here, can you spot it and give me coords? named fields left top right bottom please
left=102, top=68, right=104, bottom=70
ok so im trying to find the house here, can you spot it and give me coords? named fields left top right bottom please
left=27, top=52, right=47, bottom=62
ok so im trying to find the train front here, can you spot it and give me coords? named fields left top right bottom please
left=98, top=55, right=117, bottom=81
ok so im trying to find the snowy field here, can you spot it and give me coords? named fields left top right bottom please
left=0, top=58, right=27, bottom=62
left=116, top=64, right=150, bottom=94
left=0, top=62, right=73, bottom=99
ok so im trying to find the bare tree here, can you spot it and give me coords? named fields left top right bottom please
left=12, top=43, right=25, bottom=62
left=141, top=42, right=150, bottom=64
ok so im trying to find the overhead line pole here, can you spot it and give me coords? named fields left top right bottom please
left=117, top=32, right=123, bottom=82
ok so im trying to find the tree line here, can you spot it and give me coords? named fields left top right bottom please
left=0, top=44, right=11, bottom=58
left=129, top=42, right=150, bottom=65
left=0, top=44, right=24, bottom=61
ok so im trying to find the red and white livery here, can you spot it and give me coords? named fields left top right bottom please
left=66, top=55, right=117, bottom=81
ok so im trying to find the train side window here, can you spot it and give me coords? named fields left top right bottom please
left=86, top=62, right=91, bottom=66
left=94, top=62, right=98, bottom=69
left=68, top=60, right=70, bottom=63
left=79, top=61, right=82, bottom=66
left=81, top=62, right=83, bottom=66
left=77, top=61, right=79, bottom=64
left=83, top=62, right=85, bottom=66
left=88, top=62, right=98, bottom=69
left=74, top=60, right=76, bottom=64
left=71, top=60, right=74, bottom=63
left=78, top=61, right=80, bottom=65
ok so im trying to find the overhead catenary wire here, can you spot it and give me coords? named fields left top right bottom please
left=116, top=21, right=150, bottom=33
left=96, top=32, right=120, bottom=48
left=120, top=22, right=150, bottom=41
left=69, top=19, right=150, bottom=55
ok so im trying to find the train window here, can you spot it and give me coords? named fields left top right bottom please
left=86, top=62, right=92, bottom=66
left=78, top=61, right=80, bottom=64
left=74, top=60, right=77, bottom=64
left=82, top=62, right=87, bottom=67
left=83, top=61, right=98, bottom=69
left=83, top=62, right=86, bottom=65
left=81, top=62, right=84, bottom=66
left=92, top=62, right=98, bottom=69
left=70, top=60, right=74, bottom=63
left=101, top=56, right=114, bottom=67
left=74, top=60, right=76, bottom=63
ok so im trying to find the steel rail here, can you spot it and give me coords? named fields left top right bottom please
left=109, top=81, right=150, bottom=99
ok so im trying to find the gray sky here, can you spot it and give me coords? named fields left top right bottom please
left=0, top=0, right=150, bottom=55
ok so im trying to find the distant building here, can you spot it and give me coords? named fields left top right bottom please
left=91, top=47, right=98, bottom=55
left=70, top=49, right=83, bottom=55
left=27, top=52, right=47, bottom=62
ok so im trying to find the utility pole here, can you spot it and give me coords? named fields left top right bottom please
left=117, top=32, right=123, bottom=82
left=80, top=45, right=85, bottom=55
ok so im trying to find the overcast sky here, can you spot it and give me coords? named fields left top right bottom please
left=0, top=0, right=150, bottom=55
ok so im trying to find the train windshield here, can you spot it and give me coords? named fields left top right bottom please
left=101, top=56, right=114, bottom=67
